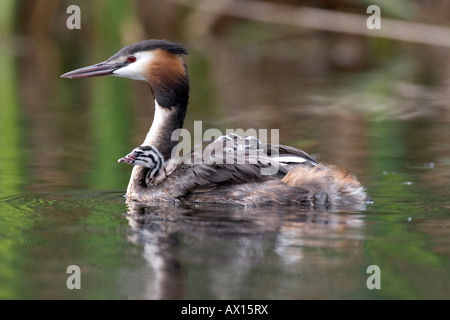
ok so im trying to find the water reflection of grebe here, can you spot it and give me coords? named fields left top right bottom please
left=124, top=201, right=365, bottom=299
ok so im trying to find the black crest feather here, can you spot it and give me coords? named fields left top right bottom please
left=108, top=39, right=188, bottom=62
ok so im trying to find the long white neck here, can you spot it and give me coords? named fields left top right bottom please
left=142, top=100, right=186, bottom=161
left=143, top=100, right=173, bottom=145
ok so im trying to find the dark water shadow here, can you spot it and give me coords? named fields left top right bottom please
left=124, top=200, right=366, bottom=299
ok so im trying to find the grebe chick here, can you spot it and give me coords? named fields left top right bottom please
left=62, top=39, right=369, bottom=209
left=118, top=145, right=168, bottom=186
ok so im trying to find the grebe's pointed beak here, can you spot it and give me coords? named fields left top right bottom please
left=61, top=61, right=125, bottom=79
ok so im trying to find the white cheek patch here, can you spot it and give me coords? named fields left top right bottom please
left=112, top=51, right=155, bottom=81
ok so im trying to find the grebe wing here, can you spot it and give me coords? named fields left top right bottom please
left=167, top=134, right=314, bottom=196
left=168, top=156, right=284, bottom=197
left=268, top=144, right=318, bottom=165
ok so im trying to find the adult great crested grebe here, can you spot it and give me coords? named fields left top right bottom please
left=62, top=39, right=369, bottom=208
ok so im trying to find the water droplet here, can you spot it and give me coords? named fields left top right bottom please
left=423, top=162, right=435, bottom=169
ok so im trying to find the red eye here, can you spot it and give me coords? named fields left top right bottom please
left=127, top=56, right=137, bottom=63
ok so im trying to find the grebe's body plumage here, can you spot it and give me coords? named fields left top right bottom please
left=62, top=39, right=369, bottom=209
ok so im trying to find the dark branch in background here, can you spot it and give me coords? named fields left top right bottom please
left=174, top=0, right=450, bottom=47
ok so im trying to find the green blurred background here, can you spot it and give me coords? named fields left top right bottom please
left=0, top=0, right=450, bottom=300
